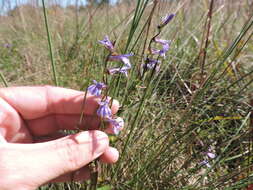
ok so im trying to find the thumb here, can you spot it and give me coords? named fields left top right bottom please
left=40, top=130, right=109, bottom=174
left=0, top=130, right=109, bottom=189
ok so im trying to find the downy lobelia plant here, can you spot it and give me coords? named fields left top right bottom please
left=75, top=12, right=176, bottom=189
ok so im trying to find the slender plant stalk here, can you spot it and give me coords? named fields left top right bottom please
left=75, top=0, right=80, bottom=42
left=88, top=53, right=111, bottom=190
left=77, top=87, right=99, bottom=190
left=199, top=0, right=214, bottom=85
left=78, top=90, right=88, bottom=128
left=0, top=72, right=8, bottom=87
left=42, top=0, right=58, bottom=86
left=138, top=0, right=158, bottom=76
left=89, top=159, right=99, bottom=190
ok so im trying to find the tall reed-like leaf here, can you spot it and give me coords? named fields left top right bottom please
left=42, top=0, right=58, bottom=86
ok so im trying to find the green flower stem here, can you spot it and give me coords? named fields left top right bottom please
left=42, top=0, right=58, bottom=86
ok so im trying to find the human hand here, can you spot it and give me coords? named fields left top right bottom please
left=0, top=86, right=120, bottom=190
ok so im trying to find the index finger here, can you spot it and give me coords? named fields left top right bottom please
left=0, top=86, right=119, bottom=120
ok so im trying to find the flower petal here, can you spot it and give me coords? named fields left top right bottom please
left=87, top=80, right=106, bottom=96
left=158, top=13, right=175, bottom=28
left=97, top=99, right=112, bottom=118
left=98, top=35, right=114, bottom=51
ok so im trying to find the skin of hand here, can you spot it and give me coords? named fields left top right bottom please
left=0, top=86, right=120, bottom=190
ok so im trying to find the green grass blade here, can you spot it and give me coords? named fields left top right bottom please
left=42, top=0, right=58, bottom=86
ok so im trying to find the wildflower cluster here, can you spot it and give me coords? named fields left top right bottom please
left=142, top=13, right=175, bottom=76
left=99, top=36, right=133, bottom=77
left=86, top=35, right=134, bottom=135
left=87, top=13, right=175, bottom=134
left=87, top=79, right=124, bottom=135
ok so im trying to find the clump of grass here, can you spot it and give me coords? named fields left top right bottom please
left=0, top=0, right=253, bottom=189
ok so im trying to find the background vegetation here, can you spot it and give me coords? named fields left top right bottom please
left=0, top=0, right=253, bottom=189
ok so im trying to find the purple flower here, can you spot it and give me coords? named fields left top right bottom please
left=108, top=66, right=130, bottom=77
left=200, top=160, right=211, bottom=168
left=3, top=43, right=11, bottom=48
left=158, top=13, right=175, bottom=28
left=98, top=36, right=114, bottom=52
left=108, top=53, right=133, bottom=68
left=151, top=38, right=170, bottom=58
left=200, top=147, right=216, bottom=168
left=206, top=152, right=216, bottom=159
left=97, top=99, right=112, bottom=118
left=205, top=147, right=216, bottom=159
left=144, top=58, right=160, bottom=69
left=87, top=80, right=106, bottom=96
left=107, top=117, right=124, bottom=135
